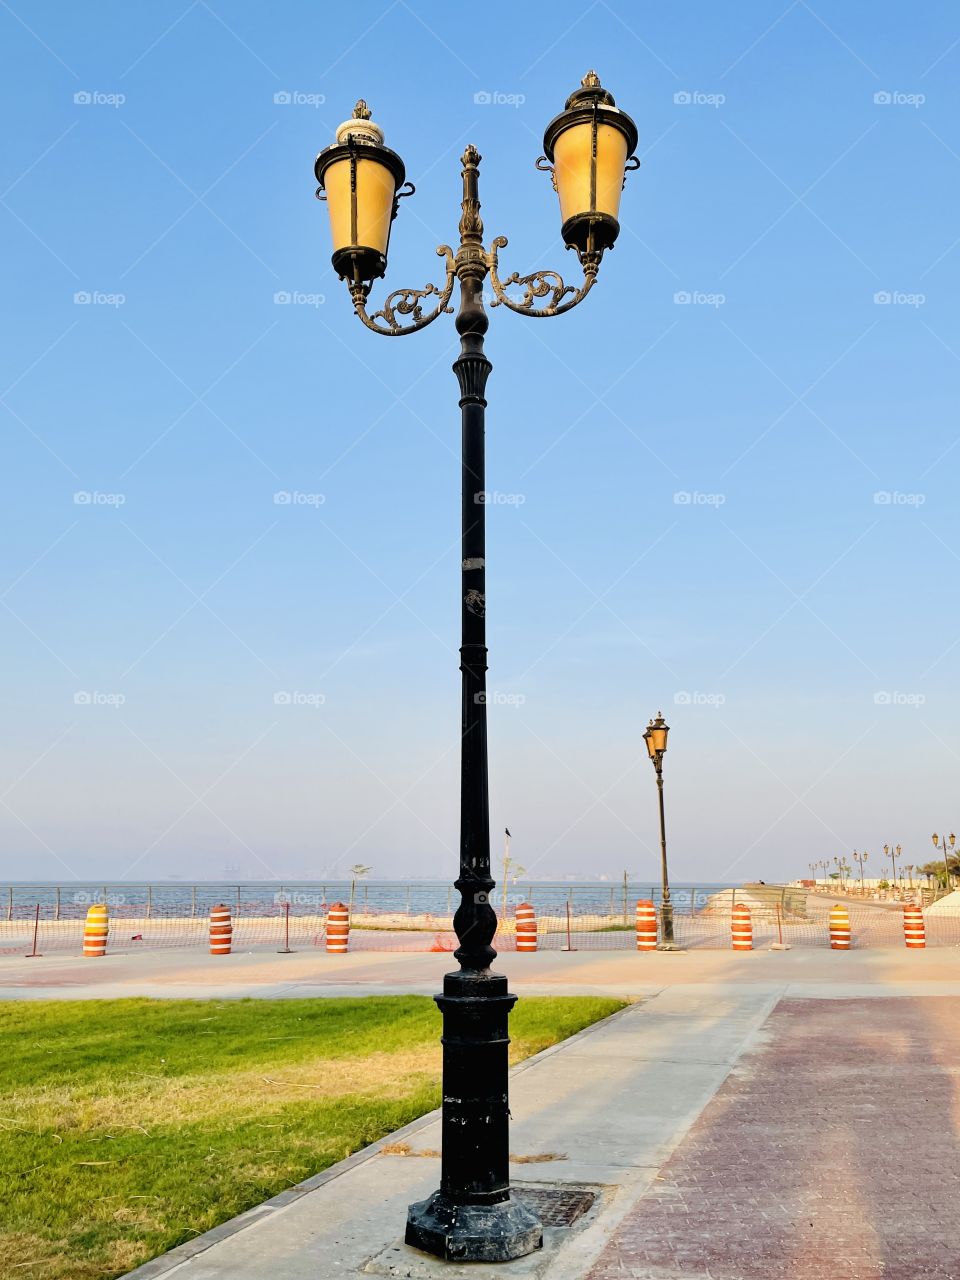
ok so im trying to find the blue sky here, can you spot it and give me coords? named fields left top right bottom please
left=2, top=0, right=959, bottom=886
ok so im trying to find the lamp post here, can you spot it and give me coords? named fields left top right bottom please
left=833, top=855, right=851, bottom=890
left=643, top=712, right=677, bottom=948
left=931, top=832, right=956, bottom=894
left=314, top=74, right=639, bottom=1263
left=852, top=849, right=868, bottom=895
left=882, top=843, right=902, bottom=893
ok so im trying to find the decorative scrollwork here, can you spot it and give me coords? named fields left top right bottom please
left=486, top=234, right=597, bottom=318
left=350, top=245, right=456, bottom=335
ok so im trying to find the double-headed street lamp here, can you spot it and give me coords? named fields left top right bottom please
left=314, top=74, right=639, bottom=1263
left=932, top=832, right=956, bottom=892
left=852, top=848, right=868, bottom=894
left=882, top=842, right=902, bottom=890
left=643, top=712, right=678, bottom=948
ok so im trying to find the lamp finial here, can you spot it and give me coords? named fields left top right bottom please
left=353, top=99, right=372, bottom=120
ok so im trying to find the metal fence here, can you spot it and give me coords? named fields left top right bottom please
left=2, top=885, right=958, bottom=955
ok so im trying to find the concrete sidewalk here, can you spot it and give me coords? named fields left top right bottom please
left=4, top=942, right=960, bottom=1001
left=125, top=985, right=782, bottom=1280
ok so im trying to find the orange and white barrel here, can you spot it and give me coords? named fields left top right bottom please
left=903, top=903, right=925, bottom=949
left=209, top=903, right=233, bottom=956
left=829, top=903, right=851, bottom=950
left=326, top=901, right=350, bottom=954
left=515, top=902, right=538, bottom=953
left=82, top=903, right=109, bottom=957
left=636, top=899, right=657, bottom=951
left=731, top=902, right=753, bottom=951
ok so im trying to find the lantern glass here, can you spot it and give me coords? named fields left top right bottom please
left=933, top=833, right=940, bottom=847
left=323, top=153, right=397, bottom=259
left=552, top=121, right=628, bottom=225
left=647, top=714, right=669, bottom=755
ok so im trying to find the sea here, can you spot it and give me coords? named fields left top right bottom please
left=0, top=880, right=739, bottom=920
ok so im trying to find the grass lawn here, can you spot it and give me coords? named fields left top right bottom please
left=2, top=995, right=624, bottom=1278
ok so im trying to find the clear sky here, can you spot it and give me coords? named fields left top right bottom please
left=2, top=1, right=959, bottom=886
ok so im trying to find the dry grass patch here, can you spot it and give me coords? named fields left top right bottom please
left=2, top=994, right=624, bottom=1280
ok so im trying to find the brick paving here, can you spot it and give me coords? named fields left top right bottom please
left=587, top=997, right=960, bottom=1280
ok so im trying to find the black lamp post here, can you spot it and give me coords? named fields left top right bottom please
left=852, top=848, right=868, bottom=895
left=932, top=832, right=956, bottom=892
left=882, top=842, right=902, bottom=892
left=643, top=711, right=678, bottom=949
left=314, top=73, right=639, bottom=1263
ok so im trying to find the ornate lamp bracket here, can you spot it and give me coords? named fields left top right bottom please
left=348, top=243, right=456, bottom=336
left=486, top=234, right=598, bottom=318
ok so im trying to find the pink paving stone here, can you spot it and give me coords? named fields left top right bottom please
left=587, top=997, right=960, bottom=1280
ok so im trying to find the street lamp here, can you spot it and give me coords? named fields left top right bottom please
left=852, top=849, right=868, bottom=895
left=932, top=832, right=956, bottom=893
left=882, top=843, right=902, bottom=891
left=643, top=711, right=678, bottom=948
left=833, top=855, right=851, bottom=890
left=315, top=74, right=639, bottom=1264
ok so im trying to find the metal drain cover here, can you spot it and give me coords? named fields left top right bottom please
left=513, top=1186, right=596, bottom=1226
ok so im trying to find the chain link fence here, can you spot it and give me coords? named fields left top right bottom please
left=3, top=883, right=959, bottom=955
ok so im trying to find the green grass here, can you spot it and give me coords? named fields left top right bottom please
left=1, top=995, right=623, bottom=1278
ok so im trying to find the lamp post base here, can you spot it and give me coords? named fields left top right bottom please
left=656, top=942, right=685, bottom=952
left=405, top=1191, right=543, bottom=1262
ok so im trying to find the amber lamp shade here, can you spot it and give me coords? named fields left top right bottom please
left=644, top=712, right=669, bottom=760
left=542, top=71, right=639, bottom=259
left=315, top=101, right=406, bottom=285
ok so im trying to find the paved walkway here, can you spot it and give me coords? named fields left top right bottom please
left=587, top=996, right=960, bottom=1279
left=99, top=954, right=960, bottom=1280
left=5, top=941, right=960, bottom=1000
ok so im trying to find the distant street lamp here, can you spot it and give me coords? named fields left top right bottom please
left=816, top=859, right=830, bottom=887
left=643, top=712, right=678, bottom=949
left=852, top=849, right=868, bottom=895
left=314, top=73, right=639, bottom=1263
left=833, top=855, right=851, bottom=890
left=882, top=843, right=903, bottom=891
left=932, top=832, right=956, bottom=892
